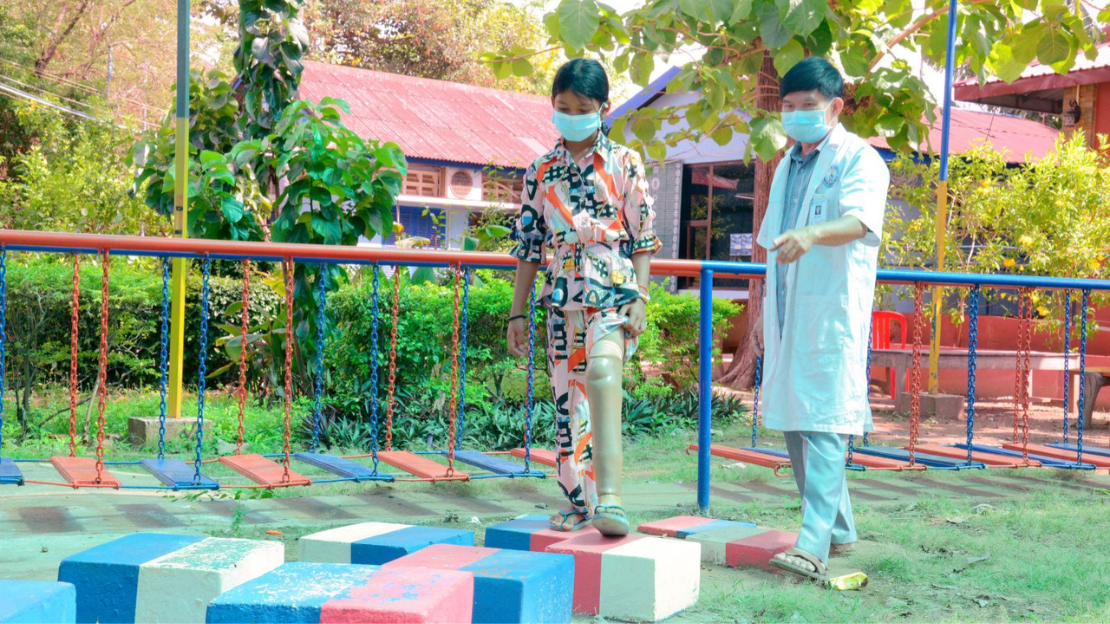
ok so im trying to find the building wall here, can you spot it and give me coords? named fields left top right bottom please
left=647, top=162, right=683, bottom=262
left=1068, top=83, right=1099, bottom=148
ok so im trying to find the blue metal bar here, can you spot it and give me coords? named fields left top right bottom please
left=939, top=0, right=958, bottom=183
left=697, top=268, right=713, bottom=514
left=469, top=471, right=547, bottom=480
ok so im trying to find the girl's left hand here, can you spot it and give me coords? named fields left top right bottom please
left=620, top=298, right=648, bottom=337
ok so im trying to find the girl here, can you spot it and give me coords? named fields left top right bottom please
left=506, top=58, right=660, bottom=537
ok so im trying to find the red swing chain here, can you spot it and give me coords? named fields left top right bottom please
left=1013, top=290, right=1026, bottom=444
left=236, top=259, right=251, bottom=455
left=281, top=257, right=295, bottom=483
left=385, top=267, right=400, bottom=452
left=909, top=282, right=924, bottom=467
left=68, top=254, right=80, bottom=457
left=445, top=263, right=462, bottom=476
left=94, top=251, right=110, bottom=484
left=1020, top=289, right=1033, bottom=463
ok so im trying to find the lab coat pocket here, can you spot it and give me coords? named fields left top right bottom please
left=797, top=295, right=850, bottom=355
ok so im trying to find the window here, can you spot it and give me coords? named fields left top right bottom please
left=404, top=165, right=442, bottom=197
left=384, top=206, right=444, bottom=247
left=679, top=163, right=756, bottom=289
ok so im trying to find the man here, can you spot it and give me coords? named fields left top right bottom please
left=752, top=57, right=890, bottom=580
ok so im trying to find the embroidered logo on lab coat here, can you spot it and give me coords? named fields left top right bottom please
left=824, top=165, right=839, bottom=187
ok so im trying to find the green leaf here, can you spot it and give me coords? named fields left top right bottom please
left=645, top=142, right=667, bottom=161
left=808, top=19, right=833, bottom=56
left=311, top=214, right=342, bottom=245
left=755, top=0, right=791, bottom=48
left=631, top=117, right=657, bottom=145
left=221, top=197, right=245, bottom=224
left=730, top=0, right=754, bottom=23
left=990, top=41, right=1037, bottom=84
left=512, top=58, right=534, bottom=76
left=750, top=116, right=788, bottom=161
left=778, top=0, right=824, bottom=36
left=874, top=114, right=904, bottom=138
left=772, top=39, right=805, bottom=75
left=630, top=53, right=655, bottom=86
left=711, top=125, right=734, bottom=146
left=558, top=0, right=601, bottom=50
left=1037, top=29, right=1070, bottom=66
left=200, top=151, right=225, bottom=167
left=841, top=47, right=870, bottom=79
left=707, top=0, right=733, bottom=24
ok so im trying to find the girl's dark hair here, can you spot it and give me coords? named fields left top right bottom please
left=551, top=58, right=610, bottom=103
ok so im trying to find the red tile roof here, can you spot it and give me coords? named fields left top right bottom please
left=865, top=108, right=1059, bottom=163
left=298, top=61, right=558, bottom=169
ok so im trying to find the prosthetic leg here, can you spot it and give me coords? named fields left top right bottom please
left=587, top=329, right=628, bottom=536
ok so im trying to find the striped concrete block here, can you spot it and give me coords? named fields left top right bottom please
left=321, top=567, right=474, bottom=624
left=299, top=522, right=474, bottom=565
left=546, top=533, right=700, bottom=622
left=206, top=563, right=379, bottom=623
left=58, top=534, right=283, bottom=624
left=637, top=516, right=757, bottom=539
left=0, top=581, right=76, bottom=624
left=635, top=516, right=795, bottom=568
left=483, top=515, right=598, bottom=552
left=726, top=530, right=796, bottom=570
left=685, top=525, right=766, bottom=565
left=384, top=544, right=574, bottom=624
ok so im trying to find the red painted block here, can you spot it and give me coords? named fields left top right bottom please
left=320, top=568, right=474, bottom=624
left=219, top=454, right=311, bottom=487
left=381, top=544, right=492, bottom=571
left=725, top=530, right=796, bottom=570
left=636, top=516, right=714, bottom=538
left=546, top=533, right=640, bottom=615
left=509, top=448, right=557, bottom=468
left=49, top=457, right=121, bottom=488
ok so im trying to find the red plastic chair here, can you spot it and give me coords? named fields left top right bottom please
left=872, top=311, right=908, bottom=399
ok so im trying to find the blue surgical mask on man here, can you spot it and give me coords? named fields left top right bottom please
left=552, top=108, right=604, bottom=142
left=781, top=102, right=834, bottom=144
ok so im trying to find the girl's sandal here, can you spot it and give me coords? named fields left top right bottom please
left=770, top=547, right=828, bottom=582
left=549, top=509, right=591, bottom=532
left=592, top=504, right=630, bottom=536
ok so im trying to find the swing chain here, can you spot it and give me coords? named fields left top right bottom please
left=1062, top=293, right=1071, bottom=444
left=236, top=259, right=251, bottom=455
left=752, top=278, right=763, bottom=450
left=368, top=265, right=380, bottom=471
left=1078, top=289, right=1089, bottom=462
left=94, top=251, right=111, bottom=483
left=312, top=266, right=328, bottom=453
left=194, top=255, right=211, bottom=485
left=909, top=282, right=924, bottom=467
left=965, top=285, right=980, bottom=465
left=386, top=267, right=400, bottom=452
left=281, top=258, right=295, bottom=483
left=157, top=257, right=170, bottom=461
left=1013, top=289, right=1030, bottom=447
left=445, top=264, right=462, bottom=475
left=69, top=253, right=81, bottom=458
left=458, top=267, right=470, bottom=449
left=1021, top=290, right=1033, bottom=462
left=524, top=286, right=537, bottom=472
left=0, top=247, right=6, bottom=454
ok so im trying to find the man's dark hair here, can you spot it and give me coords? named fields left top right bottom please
left=551, top=58, right=610, bottom=103
left=779, top=57, right=844, bottom=100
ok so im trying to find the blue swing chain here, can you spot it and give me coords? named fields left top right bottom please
left=194, top=255, right=211, bottom=484
left=1077, top=289, right=1090, bottom=466
left=0, top=248, right=7, bottom=456
left=848, top=316, right=875, bottom=465
left=457, top=267, right=470, bottom=449
left=965, top=285, right=980, bottom=465
left=311, top=267, right=328, bottom=453
left=523, top=286, right=537, bottom=473
left=368, top=265, right=381, bottom=472
left=1062, top=293, right=1072, bottom=444
left=751, top=279, right=765, bottom=449
left=157, top=257, right=170, bottom=461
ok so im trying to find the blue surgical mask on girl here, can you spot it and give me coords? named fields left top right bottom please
left=552, top=107, right=604, bottom=142
left=781, top=102, right=834, bottom=144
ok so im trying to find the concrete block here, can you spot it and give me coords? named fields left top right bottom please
left=206, top=563, right=380, bottom=624
left=319, top=568, right=474, bottom=624
left=685, top=525, right=767, bottom=565
left=636, top=515, right=714, bottom=537
left=134, top=537, right=284, bottom=623
left=483, top=514, right=597, bottom=552
left=895, top=392, right=964, bottom=420
left=299, top=522, right=474, bottom=565
left=546, top=533, right=700, bottom=621
left=726, top=530, right=796, bottom=569
left=0, top=581, right=76, bottom=624
left=384, top=544, right=574, bottom=624
left=58, top=533, right=206, bottom=624
left=128, top=417, right=212, bottom=447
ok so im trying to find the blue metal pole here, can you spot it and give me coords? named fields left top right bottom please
left=697, top=268, right=714, bottom=514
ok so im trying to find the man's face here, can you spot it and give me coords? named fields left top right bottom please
left=781, top=89, right=844, bottom=126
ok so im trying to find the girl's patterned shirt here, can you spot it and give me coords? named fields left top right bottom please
left=510, top=133, right=661, bottom=311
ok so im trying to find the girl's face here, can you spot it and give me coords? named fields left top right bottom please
left=552, top=90, right=609, bottom=118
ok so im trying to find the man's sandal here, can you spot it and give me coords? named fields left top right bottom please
left=592, top=504, right=630, bottom=536
left=770, top=547, right=828, bottom=582
left=549, top=509, right=591, bottom=532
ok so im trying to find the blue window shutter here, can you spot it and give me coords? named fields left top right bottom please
left=385, top=206, right=443, bottom=246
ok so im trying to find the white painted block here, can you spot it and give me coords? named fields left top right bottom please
left=134, top=537, right=284, bottom=624
left=299, top=522, right=410, bottom=564
left=600, top=536, right=700, bottom=622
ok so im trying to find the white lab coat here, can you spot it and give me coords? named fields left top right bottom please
left=756, top=123, right=890, bottom=435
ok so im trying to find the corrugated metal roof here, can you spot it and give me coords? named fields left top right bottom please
left=957, top=40, right=1110, bottom=88
left=298, top=61, right=557, bottom=169
left=866, top=108, right=1059, bottom=163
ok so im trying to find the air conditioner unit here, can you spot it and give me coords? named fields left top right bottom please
left=445, top=167, right=482, bottom=202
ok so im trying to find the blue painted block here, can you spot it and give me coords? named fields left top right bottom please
left=464, top=549, right=574, bottom=624
left=0, top=457, right=23, bottom=485
left=139, top=459, right=219, bottom=489
left=292, top=453, right=380, bottom=480
left=350, top=526, right=474, bottom=565
left=675, top=519, right=757, bottom=538
left=450, top=451, right=526, bottom=475
left=58, top=533, right=205, bottom=624
left=483, top=515, right=551, bottom=552
left=205, top=563, right=379, bottom=624
left=0, top=581, right=76, bottom=623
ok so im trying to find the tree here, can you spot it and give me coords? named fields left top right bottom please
left=484, top=0, right=1104, bottom=388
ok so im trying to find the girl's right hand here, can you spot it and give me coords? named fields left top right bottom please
left=507, top=318, right=529, bottom=356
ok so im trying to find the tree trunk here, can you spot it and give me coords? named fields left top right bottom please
left=719, top=51, right=783, bottom=389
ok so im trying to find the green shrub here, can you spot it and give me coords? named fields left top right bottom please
left=638, top=279, right=741, bottom=389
